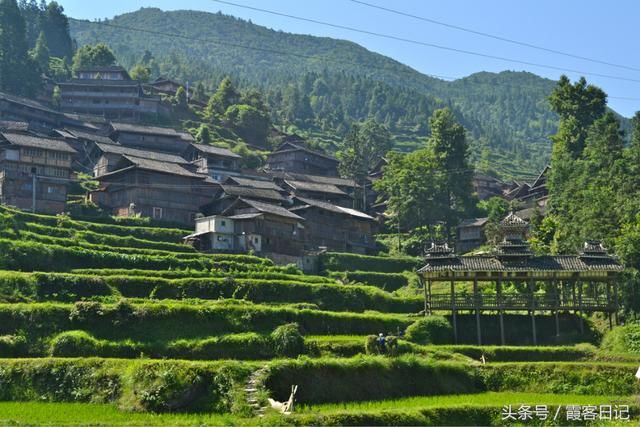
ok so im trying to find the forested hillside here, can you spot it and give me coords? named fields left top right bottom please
left=66, top=7, right=601, bottom=179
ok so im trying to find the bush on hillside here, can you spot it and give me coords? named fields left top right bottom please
left=49, top=330, right=99, bottom=356
left=405, top=316, right=452, bottom=345
left=270, top=323, right=305, bottom=357
left=0, top=334, right=28, bottom=357
left=601, top=324, right=640, bottom=353
left=330, top=271, right=408, bottom=291
left=320, top=252, right=421, bottom=273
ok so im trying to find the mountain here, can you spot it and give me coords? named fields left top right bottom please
left=67, top=7, right=626, bottom=180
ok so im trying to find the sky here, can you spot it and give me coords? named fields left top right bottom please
left=58, top=0, right=640, bottom=117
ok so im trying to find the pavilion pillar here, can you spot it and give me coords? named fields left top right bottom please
left=451, top=280, right=458, bottom=344
left=529, top=280, right=537, bottom=346
left=497, top=277, right=505, bottom=346
left=418, top=275, right=428, bottom=316
left=473, top=277, right=481, bottom=345
left=578, top=281, right=584, bottom=335
left=606, top=281, right=613, bottom=331
left=554, top=278, right=560, bottom=338
left=428, top=280, right=432, bottom=315
left=614, top=283, right=619, bottom=326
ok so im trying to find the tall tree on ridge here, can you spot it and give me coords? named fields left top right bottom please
left=0, top=0, right=40, bottom=96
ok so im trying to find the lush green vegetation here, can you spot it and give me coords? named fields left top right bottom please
left=65, top=8, right=625, bottom=178
left=320, top=252, right=422, bottom=273
left=0, top=153, right=636, bottom=425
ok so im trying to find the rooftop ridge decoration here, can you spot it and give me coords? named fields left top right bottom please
left=424, top=241, right=456, bottom=259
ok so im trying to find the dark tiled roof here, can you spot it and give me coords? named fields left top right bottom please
left=271, top=141, right=338, bottom=162
left=225, top=176, right=283, bottom=190
left=95, top=142, right=188, bottom=164
left=0, top=91, right=61, bottom=115
left=67, top=129, right=115, bottom=145
left=418, top=255, right=623, bottom=273
left=291, top=196, right=373, bottom=220
left=111, top=122, right=194, bottom=140
left=281, top=172, right=357, bottom=187
left=237, top=198, right=303, bottom=220
left=284, top=179, right=348, bottom=196
left=76, top=66, right=129, bottom=73
left=107, top=155, right=204, bottom=179
left=458, top=217, right=488, bottom=228
left=221, top=185, right=286, bottom=202
left=0, top=121, right=29, bottom=131
left=60, top=79, right=139, bottom=87
left=0, top=132, right=76, bottom=153
left=191, top=143, right=241, bottom=158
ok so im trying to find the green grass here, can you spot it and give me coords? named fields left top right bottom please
left=299, top=392, right=633, bottom=413
left=0, top=402, right=251, bottom=426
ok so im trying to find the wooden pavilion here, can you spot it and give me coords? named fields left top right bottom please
left=416, top=212, right=624, bottom=345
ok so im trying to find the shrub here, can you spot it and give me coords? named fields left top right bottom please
left=601, top=324, right=640, bottom=353
left=320, top=252, right=421, bottom=273
left=270, top=323, right=305, bottom=357
left=0, top=335, right=28, bottom=357
left=0, top=272, right=36, bottom=302
left=49, top=330, right=99, bottom=357
left=405, top=316, right=452, bottom=345
left=330, top=271, right=409, bottom=292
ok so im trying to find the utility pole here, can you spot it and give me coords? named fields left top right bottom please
left=31, top=167, right=37, bottom=213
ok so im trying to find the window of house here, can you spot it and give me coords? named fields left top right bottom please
left=221, top=220, right=226, bottom=226
left=152, top=207, right=163, bottom=219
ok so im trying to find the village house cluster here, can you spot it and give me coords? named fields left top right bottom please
left=0, top=65, right=550, bottom=261
left=0, top=66, right=379, bottom=263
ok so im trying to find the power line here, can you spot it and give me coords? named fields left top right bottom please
left=209, top=0, right=640, bottom=84
left=348, top=0, right=640, bottom=73
left=80, top=18, right=640, bottom=101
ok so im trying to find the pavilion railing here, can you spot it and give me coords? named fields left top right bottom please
left=430, top=293, right=614, bottom=311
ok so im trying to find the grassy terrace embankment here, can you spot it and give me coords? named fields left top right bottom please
left=0, top=206, right=637, bottom=425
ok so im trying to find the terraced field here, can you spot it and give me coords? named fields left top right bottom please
left=0, top=205, right=638, bottom=425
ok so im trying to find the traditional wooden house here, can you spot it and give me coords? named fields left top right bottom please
left=473, top=174, right=508, bottom=200
left=90, top=155, right=215, bottom=224
left=519, top=166, right=550, bottom=205
left=222, top=198, right=304, bottom=256
left=57, top=66, right=165, bottom=121
left=456, top=217, right=488, bottom=253
left=203, top=184, right=289, bottom=216
left=266, top=142, right=339, bottom=176
left=289, top=196, right=376, bottom=254
left=0, top=131, right=76, bottom=214
left=184, top=143, right=241, bottom=182
left=108, top=122, right=194, bottom=154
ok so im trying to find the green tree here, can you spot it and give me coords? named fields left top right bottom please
left=51, top=84, right=61, bottom=108
left=548, top=76, right=606, bottom=158
left=373, top=150, right=444, bottom=232
left=196, top=124, right=211, bottom=145
left=428, top=108, right=476, bottom=238
left=0, top=0, right=40, bottom=96
left=207, top=76, right=239, bottom=117
left=40, top=1, right=72, bottom=59
left=29, top=30, right=49, bottom=71
left=225, top=104, right=270, bottom=147
left=129, top=63, right=150, bottom=82
left=174, top=86, right=188, bottom=110
left=71, top=43, right=116, bottom=75
left=337, top=118, right=392, bottom=187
